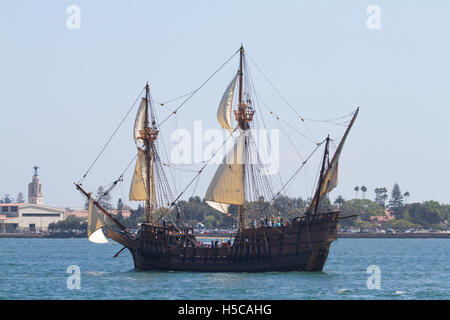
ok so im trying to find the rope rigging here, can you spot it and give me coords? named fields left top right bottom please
left=158, top=49, right=240, bottom=127
left=78, top=86, right=145, bottom=184
left=246, top=51, right=318, bottom=143
left=79, top=49, right=240, bottom=185
left=169, top=127, right=238, bottom=206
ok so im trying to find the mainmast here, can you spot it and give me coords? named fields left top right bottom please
left=233, top=45, right=255, bottom=231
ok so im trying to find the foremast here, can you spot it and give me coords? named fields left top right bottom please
left=129, top=82, right=174, bottom=226
left=140, top=83, right=159, bottom=223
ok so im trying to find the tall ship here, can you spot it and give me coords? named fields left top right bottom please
left=76, top=45, right=359, bottom=272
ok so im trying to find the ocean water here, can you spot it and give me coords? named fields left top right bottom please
left=0, top=238, right=448, bottom=299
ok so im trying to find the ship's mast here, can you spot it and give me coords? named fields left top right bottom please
left=142, top=82, right=159, bottom=223
left=312, top=136, right=330, bottom=216
left=144, top=83, right=152, bottom=222
left=234, top=45, right=254, bottom=231
left=238, top=46, right=245, bottom=231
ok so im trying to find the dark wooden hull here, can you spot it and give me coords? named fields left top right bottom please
left=108, top=212, right=338, bottom=272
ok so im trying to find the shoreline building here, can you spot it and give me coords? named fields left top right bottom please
left=0, top=167, right=65, bottom=233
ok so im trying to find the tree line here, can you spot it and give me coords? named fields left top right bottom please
left=49, top=183, right=449, bottom=234
left=0, top=193, right=24, bottom=204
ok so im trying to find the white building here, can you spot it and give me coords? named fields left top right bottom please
left=0, top=203, right=64, bottom=232
left=0, top=167, right=65, bottom=233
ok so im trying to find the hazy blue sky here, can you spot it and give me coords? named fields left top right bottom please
left=1, top=1, right=449, bottom=208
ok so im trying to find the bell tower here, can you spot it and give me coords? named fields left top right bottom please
left=28, top=166, right=43, bottom=205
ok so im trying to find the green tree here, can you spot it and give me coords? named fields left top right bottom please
left=374, top=187, right=388, bottom=208
left=389, top=183, right=404, bottom=209
left=340, top=199, right=384, bottom=221
left=397, top=201, right=447, bottom=228
left=385, top=219, right=419, bottom=230
left=95, top=186, right=112, bottom=210
left=48, top=215, right=87, bottom=234
left=16, top=192, right=24, bottom=203
left=2, top=194, right=13, bottom=204
left=334, top=195, right=345, bottom=208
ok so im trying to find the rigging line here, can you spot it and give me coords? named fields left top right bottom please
left=162, top=163, right=201, bottom=173
left=253, top=90, right=317, bottom=145
left=260, top=138, right=326, bottom=215
left=304, top=110, right=356, bottom=123
left=152, top=102, right=178, bottom=197
left=191, top=174, right=201, bottom=197
left=248, top=62, right=311, bottom=210
left=100, top=152, right=139, bottom=199
left=272, top=138, right=325, bottom=200
left=158, top=49, right=240, bottom=128
left=170, top=127, right=238, bottom=206
left=79, top=86, right=146, bottom=183
left=246, top=59, right=286, bottom=194
left=152, top=90, right=196, bottom=107
left=246, top=51, right=318, bottom=142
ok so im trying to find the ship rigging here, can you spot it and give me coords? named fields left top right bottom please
left=75, top=45, right=359, bottom=272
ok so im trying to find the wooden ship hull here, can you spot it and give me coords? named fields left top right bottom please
left=109, top=211, right=339, bottom=272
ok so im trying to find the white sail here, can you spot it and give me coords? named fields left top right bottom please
left=87, top=197, right=109, bottom=244
left=217, top=74, right=238, bottom=132
left=134, top=98, right=146, bottom=147
left=129, top=149, right=157, bottom=203
left=89, top=228, right=109, bottom=244
left=129, top=150, right=147, bottom=201
left=205, top=131, right=245, bottom=213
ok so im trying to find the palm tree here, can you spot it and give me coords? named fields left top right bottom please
left=334, top=195, right=345, bottom=208
left=381, top=193, right=388, bottom=209
left=404, top=191, right=410, bottom=204
left=361, top=185, right=367, bottom=199
left=354, top=186, right=359, bottom=199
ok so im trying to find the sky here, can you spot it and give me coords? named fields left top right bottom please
left=0, top=1, right=449, bottom=209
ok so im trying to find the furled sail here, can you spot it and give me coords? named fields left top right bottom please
left=308, top=108, right=359, bottom=212
left=134, top=98, right=146, bottom=147
left=129, top=149, right=157, bottom=203
left=217, top=74, right=238, bottom=132
left=87, top=197, right=109, bottom=244
left=205, top=131, right=245, bottom=214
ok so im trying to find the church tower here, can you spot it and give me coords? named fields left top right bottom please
left=28, top=166, right=43, bottom=205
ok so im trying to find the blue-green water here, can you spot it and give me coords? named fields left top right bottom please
left=0, top=238, right=449, bottom=299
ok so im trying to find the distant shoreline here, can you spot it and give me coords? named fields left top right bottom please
left=337, top=232, right=450, bottom=239
left=1, top=232, right=449, bottom=239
